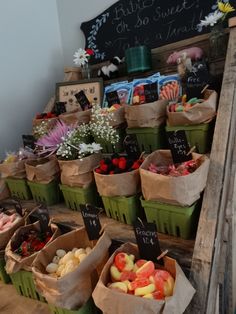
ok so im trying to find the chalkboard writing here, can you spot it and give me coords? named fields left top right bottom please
left=144, top=82, right=158, bottom=103
left=106, top=90, right=121, bottom=107
left=123, top=134, right=140, bottom=159
left=167, top=130, right=192, bottom=164
left=81, top=0, right=229, bottom=63
left=134, top=220, right=162, bottom=264
left=74, top=90, right=91, bottom=111
left=186, top=60, right=210, bottom=99
left=22, top=135, right=36, bottom=150
left=80, top=204, right=101, bottom=240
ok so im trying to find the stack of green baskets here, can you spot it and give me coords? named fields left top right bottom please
left=165, top=122, right=213, bottom=154
left=5, top=178, right=32, bottom=200
left=141, top=197, right=200, bottom=240
left=60, top=184, right=101, bottom=211
left=10, top=270, right=45, bottom=302
left=28, top=180, right=61, bottom=205
left=49, top=298, right=99, bottom=314
left=127, top=126, right=166, bottom=153
left=102, top=194, right=142, bottom=225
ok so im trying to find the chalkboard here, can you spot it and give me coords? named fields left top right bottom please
left=29, top=204, right=50, bottom=232
left=186, top=60, right=210, bottom=99
left=134, top=220, right=163, bottom=264
left=123, top=134, right=140, bottom=159
left=80, top=204, right=102, bottom=240
left=144, top=82, right=158, bottom=103
left=74, top=90, right=91, bottom=111
left=22, top=134, right=36, bottom=150
left=53, top=102, right=67, bottom=115
left=106, top=90, right=121, bottom=107
left=167, top=130, right=192, bottom=164
left=81, top=0, right=227, bottom=63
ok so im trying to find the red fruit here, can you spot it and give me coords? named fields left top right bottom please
left=136, top=259, right=147, bottom=268
left=154, top=270, right=175, bottom=297
left=95, top=168, right=102, bottom=174
left=114, top=253, right=127, bottom=271
left=129, top=278, right=150, bottom=291
left=120, top=271, right=136, bottom=282
left=47, top=112, right=53, bottom=118
left=131, top=161, right=140, bottom=170
left=136, top=261, right=155, bottom=278
left=152, top=290, right=165, bottom=300
left=100, top=159, right=105, bottom=166
left=112, top=158, right=119, bottom=166
left=109, top=170, right=115, bottom=175
left=100, top=164, right=108, bottom=172
left=118, top=159, right=126, bottom=170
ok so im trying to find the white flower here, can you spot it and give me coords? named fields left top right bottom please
left=197, top=10, right=224, bottom=31
left=78, top=143, right=88, bottom=153
left=73, top=48, right=89, bottom=66
left=91, top=142, right=102, bottom=152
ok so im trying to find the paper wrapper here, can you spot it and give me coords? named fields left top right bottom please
left=140, top=150, right=210, bottom=206
left=25, top=156, right=60, bottom=184
left=0, top=160, right=26, bottom=179
left=59, top=110, right=91, bottom=126
left=93, top=242, right=195, bottom=314
left=58, top=153, right=102, bottom=188
left=94, top=169, right=140, bottom=197
left=0, top=179, right=10, bottom=200
left=167, top=90, right=217, bottom=126
left=5, top=221, right=60, bottom=274
left=125, top=100, right=168, bottom=128
left=32, top=228, right=111, bottom=310
left=32, top=117, right=58, bottom=129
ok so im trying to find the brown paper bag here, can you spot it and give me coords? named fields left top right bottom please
left=167, top=90, right=217, bottom=126
left=94, top=169, right=140, bottom=197
left=0, top=160, right=26, bottom=179
left=58, top=153, right=102, bottom=188
left=32, top=228, right=111, bottom=310
left=0, top=179, right=10, bottom=200
left=59, top=109, right=91, bottom=126
left=140, top=150, right=210, bottom=206
left=109, top=106, right=126, bottom=127
left=125, top=100, right=168, bottom=128
left=93, top=242, right=195, bottom=314
left=25, top=156, right=60, bottom=184
left=5, top=221, right=60, bottom=274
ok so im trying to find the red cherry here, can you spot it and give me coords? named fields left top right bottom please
left=131, top=161, right=140, bottom=170
left=109, top=170, right=115, bottom=175
left=112, top=158, right=119, bottom=166
left=118, top=159, right=126, bottom=170
left=100, top=164, right=108, bottom=173
left=95, top=168, right=102, bottom=174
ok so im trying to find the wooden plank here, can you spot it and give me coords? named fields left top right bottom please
left=187, top=27, right=236, bottom=313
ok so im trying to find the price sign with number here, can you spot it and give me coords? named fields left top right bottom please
left=29, top=204, right=50, bottom=232
left=167, top=130, right=192, bottom=164
left=134, top=220, right=163, bottom=264
left=123, top=134, right=140, bottom=159
left=144, top=82, right=158, bottom=103
left=80, top=204, right=101, bottom=240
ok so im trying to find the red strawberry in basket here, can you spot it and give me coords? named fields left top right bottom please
left=118, top=157, right=127, bottom=170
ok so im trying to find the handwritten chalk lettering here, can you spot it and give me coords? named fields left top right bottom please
left=116, top=20, right=131, bottom=33
left=168, top=137, right=184, bottom=145
left=135, top=11, right=150, bottom=28
left=135, top=227, right=156, bottom=237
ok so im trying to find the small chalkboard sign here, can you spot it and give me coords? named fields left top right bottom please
left=53, top=102, right=67, bottom=115
left=134, top=220, right=163, bottom=264
left=22, top=135, right=36, bottom=150
left=123, top=134, right=140, bottom=159
left=80, top=204, right=101, bottom=240
left=106, top=90, right=121, bottom=107
left=167, top=130, right=192, bottom=164
left=74, top=90, right=91, bottom=111
left=12, top=197, right=23, bottom=217
left=144, top=83, right=158, bottom=103
left=29, top=204, right=50, bottom=232
left=186, top=60, right=210, bottom=99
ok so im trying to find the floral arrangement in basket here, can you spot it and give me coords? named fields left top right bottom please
left=197, top=1, right=235, bottom=30
left=73, top=48, right=94, bottom=79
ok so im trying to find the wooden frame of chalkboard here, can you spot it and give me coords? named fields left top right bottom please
left=55, top=78, right=103, bottom=112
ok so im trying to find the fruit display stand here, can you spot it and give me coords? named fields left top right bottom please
left=5, top=178, right=32, bottom=200
left=126, top=126, right=166, bottom=153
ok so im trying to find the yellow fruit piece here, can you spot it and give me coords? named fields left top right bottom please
left=143, top=293, right=154, bottom=299
left=109, top=282, right=128, bottom=293
left=110, top=265, right=121, bottom=282
left=135, top=283, right=155, bottom=296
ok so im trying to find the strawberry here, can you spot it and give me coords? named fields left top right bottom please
left=100, top=164, right=108, bottom=173
left=109, top=170, right=115, bottom=175
left=112, top=158, right=119, bottom=166
left=99, top=159, right=105, bottom=166
left=132, top=161, right=140, bottom=170
left=118, top=159, right=126, bottom=170
left=95, top=168, right=102, bottom=174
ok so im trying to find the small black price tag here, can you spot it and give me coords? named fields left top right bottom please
left=30, top=204, right=50, bottom=232
left=123, top=134, right=140, bottom=159
left=22, top=134, right=36, bottom=150
left=134, top=220, right=163, bottom=264
left=106, top=90, right=121, bottom=107
left=186, top=60, right=210, bottom=99
left=144, top=82, right=158, bottom=103
left=12, top=197, right=23, bottom=216
left=167, top=130, right=192, bottom=164
left=80, top=204, right=101, bottom=240
left=53, top=102, right=67, bottom=115
left=74, top=90, right=91, bottom=111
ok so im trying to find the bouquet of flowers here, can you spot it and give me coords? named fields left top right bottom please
left=73, top=48, right=94, bottom=67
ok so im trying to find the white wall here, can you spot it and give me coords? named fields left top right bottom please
left=0, top=0, right=64, bottom=159
left=56, top=0, right=116, bottom=67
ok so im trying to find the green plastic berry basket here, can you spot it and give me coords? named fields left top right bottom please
left=93, top=127, right=126, bottom=154
left=10, top=270, right=45, bottom=302
left=0, top=253, right=11, bottom=284
left=48, top=298, right=99, bottom=314
left=165, top=123, right=213, bottom=154
left=125, top=46, right=151, bottom=74
left=5, top=178, right=32, bottom=200
left=60, top=184, right=102, bottom=211
left=141, top=197, right=200, bottom=239
left=102, top=194, right=143, bottom=225
left=126, top=126, right=166, bottom=153
left=28, top=180, right=61, bottom=206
